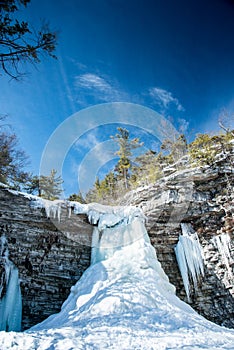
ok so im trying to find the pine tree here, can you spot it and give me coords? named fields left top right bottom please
left=39, top=169, right=63, bottom=200
left=24, top=175, right=40, bottom=195
left=160, top=134, right=187, bottom=163
left=131, top=150, right=162, bottom=186
left=104, top=171, right=117, bottom=198
left=189, top=132, right=233, bottom=166
left=94, top=176, right=109, bottom=202
left=85, top=172, right=117, bottom=204
left=111, top=127, right=143, bottom=189
left=68, top=192, right=85, bottom=203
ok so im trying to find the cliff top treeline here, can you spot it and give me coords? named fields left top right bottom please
left=0, top=114, right=233, bottom=204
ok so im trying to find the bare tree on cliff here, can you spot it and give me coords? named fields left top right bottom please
left=218, top=110, right=234, bottom=137
left=0, top=0, right=57, bottom=79
left=0, top=115, right=29, bottom=188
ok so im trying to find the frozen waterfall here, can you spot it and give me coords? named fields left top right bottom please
left=28, top=203, right=182, bottom=333
left=0, top=235, right=22, bottom=332
left=174, top=223, right=204, bottom=301
left=1, top=199, right=234, bottom=349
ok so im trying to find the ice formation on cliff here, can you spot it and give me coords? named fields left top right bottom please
left=174, top=223, right=204, bottom=301
left=213, top=233, right=233, bottom=276
left=0, top=235, right=22, bottom=332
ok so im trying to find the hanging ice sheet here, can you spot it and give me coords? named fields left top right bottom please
left=174, top=223, right=204, bottom=301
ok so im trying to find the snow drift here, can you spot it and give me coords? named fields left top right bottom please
left=0, top=201, right=234, bottom=349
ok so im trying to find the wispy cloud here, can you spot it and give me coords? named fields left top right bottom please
left=74, top=73, right=128, bottom=103
left=149, top=87, right=184, bottom=112
left=75, top=73, right=111, bottom=91
left=73, top=71, right=185, bottom=114
left=74, top=130, right=100, bottom=153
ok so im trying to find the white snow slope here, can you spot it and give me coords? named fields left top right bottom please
left=0, top=203, right=234, bottom=350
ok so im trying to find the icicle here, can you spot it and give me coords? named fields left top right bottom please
left=174, top=239, right=190, bottom=300
left=68, top=204, right=72, bottom=219
left=90, top=227, right=101, bottom=265
left=175, top=223, right=204, bottom=301
left=0, top=235, right=22, bottom=332
left=213, top=233, right=232, bottom=275
left=30, top=198, right=63, bottom=222
left=30, top=198, right=144, bottom=230
left=56, top=202, right=62, bottom=222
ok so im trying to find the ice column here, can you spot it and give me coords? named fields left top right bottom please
left=0, top=235, right=22, bottom=331
left=174, top=223, right=204, bottom=301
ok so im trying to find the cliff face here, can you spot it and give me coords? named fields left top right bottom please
left=0, top=154, right=233, bottom=330
left=0, top=187, right=93, bottom=330
left=120, top=155, right=234, bottom=327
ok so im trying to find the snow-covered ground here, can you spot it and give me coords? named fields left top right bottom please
left=0, top=203, right=234, bottom=349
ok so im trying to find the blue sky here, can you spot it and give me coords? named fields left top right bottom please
left=1, top=0, right=234, bottom=196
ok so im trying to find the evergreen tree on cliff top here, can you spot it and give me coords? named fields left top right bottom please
left=111, top=127, right=143, bottom=189
left=39, top=169, right=63, bottom=200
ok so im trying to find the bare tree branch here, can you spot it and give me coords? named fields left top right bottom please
left=0, top=1, right=57, bottom=79
left=219, top=120, right=234, bottom=136
left=218, top=109, right=234, bottom=136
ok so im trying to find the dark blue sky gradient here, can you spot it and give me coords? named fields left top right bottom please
left=1, top=0, right=234, bottom=195
left=26, top=0, right=234, bottom=120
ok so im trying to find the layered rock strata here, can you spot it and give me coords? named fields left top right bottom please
left=0, top=187, right=92, bottom=330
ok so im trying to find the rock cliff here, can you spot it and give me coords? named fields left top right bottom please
left=0, top=186, right=92, bottom=330
left=0, top=152, right=233, bottom=329
left=119, top=154, right=234, bottom=327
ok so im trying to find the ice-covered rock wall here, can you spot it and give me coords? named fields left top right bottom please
left=1, top=204, right=234, bottom=350
left=213, top=233, right=233, bottom=277
left=0, top=185, right=92, bottom=330
left=120, top=155, right=234, bottom=327
left=0, top=150, right=233, bottom=330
